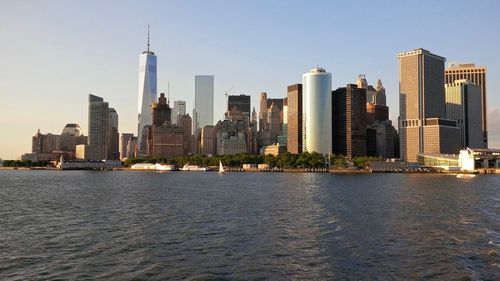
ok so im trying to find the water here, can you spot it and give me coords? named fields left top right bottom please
left=0, top=171, right=499, bottom=280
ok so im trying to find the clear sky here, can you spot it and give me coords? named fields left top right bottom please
left=1, top=0, right=499, bottom=159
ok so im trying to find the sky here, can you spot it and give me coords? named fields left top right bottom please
left=1, top=0, right=500, bottom=159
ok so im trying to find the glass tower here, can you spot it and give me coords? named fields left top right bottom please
left=137, top=28, right=157, bottom=156
left=302, top=68, right=332, bottom=155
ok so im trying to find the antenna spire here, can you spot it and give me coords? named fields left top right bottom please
left=147, top=24, right=150, bottom=52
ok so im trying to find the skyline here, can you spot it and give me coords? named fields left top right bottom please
left=1, top=0, right=500, bottom=159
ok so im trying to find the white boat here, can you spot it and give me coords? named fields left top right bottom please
left=155, top=163, right=176, bottom=172
left=218, top=161, right=225, bottom=174
left=180, top=163, right=210, bottom=171
left=456, top=174, right=476, bottom=179
left=131, top=163, right=176, bottom=171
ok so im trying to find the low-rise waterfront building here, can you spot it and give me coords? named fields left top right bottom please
left=417, top=148, right=500, bottom=171
left=417, top=153, right=460, bottom=171
left=21, top=153, right=60, bottom=162
left=369, top=160, right=422, bottom=172
left=260, top=143, right=285, bottom=156
left=59, top=159, right=121, bottom=170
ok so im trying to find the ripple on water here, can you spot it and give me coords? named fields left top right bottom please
left=0, top=171, right=499, bottom=280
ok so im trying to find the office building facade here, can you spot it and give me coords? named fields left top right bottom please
left=108, top=108, right=119, bottom=160
left=445, top=63, right=487, bottom=147
left=398, top=48, right=460, bottom=162
left=228, top=94, right=251, bottom=116
left=86, top=94, right=110, bottom=160
left=287, top=84, right=303, bottom=154
left=147, top=94, right=184, bottom=158
left=303, top=68, right=332, bottom=155
left=171, top=100, right=186, bottom=125
left=194, top=75, right=214, bottom=132
left=201, top=125, right=217, bottom=156
left=332, top=84, right=368, bottom=158
left=121, top=133, right=133, bottom=159
left=445, top=80, right=483, bottom=148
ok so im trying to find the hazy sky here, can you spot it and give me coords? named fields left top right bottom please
left=1, top=0, right=500, bottom=159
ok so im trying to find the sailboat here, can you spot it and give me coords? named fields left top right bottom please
left=218, top=160, right=225, bottom=174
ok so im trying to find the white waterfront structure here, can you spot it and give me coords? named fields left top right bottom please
left=137, top=27, right=157, bottom=155
left=302, top=67, right=332, bottom=155
left=171, top=100, right=186, bottom=124
left=193, top=75, right=214, bottom=133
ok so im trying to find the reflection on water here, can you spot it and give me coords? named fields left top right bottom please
left=0, top=171, right=499, bottom=280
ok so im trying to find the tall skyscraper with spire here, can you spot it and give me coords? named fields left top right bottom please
left=137, top=25, right=157, bottom=156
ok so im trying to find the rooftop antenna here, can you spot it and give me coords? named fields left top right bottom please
left=167, top=82, right=170, bottom=105
left=224, top=86, right=234, bottom=118
left=147, top=24, right=150, bottom=52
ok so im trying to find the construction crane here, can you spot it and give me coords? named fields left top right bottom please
left=224, top=87, right=234, bottom=119
left=224, top=86, right=234, bottom=101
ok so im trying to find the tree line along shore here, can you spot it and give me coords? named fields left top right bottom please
left=1, top=153, right=380, bottom=170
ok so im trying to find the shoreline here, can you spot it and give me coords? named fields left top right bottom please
left=1, top=166, right=497, bottom=174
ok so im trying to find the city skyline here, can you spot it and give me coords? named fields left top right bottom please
left=1, top=0, right=500, bottom=159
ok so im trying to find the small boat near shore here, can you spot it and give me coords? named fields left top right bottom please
left=154, top=163, right=176, bottom=172
left=218, top=161, right=225, bottom=174
left=180, top=163, right=210, bottom=171
left=130, top=163, right=176, bottom=172
left=456, top=173, right=476, bottom=179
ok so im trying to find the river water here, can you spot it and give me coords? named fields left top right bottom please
left=0, top=171, right=499, bottom=280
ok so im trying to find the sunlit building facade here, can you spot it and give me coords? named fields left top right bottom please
left=137, top=35, right=157, bottom=156
left=193, top=75, right=214, bottom=133
left=445, top=80, right=483, bottom=148
left=303, top=68, right=332, bottom=155
left=445, top=63, right=487, bottom=147
left=398, top=48, right=460, bottom=162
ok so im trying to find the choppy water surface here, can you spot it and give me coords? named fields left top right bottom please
left=0, top=171, right=499, bottom=280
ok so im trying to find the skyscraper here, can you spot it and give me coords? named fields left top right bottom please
left=193, top=75, right=214, bottom=133
left=332, top=84, right=368, bottom=158
left=445, top=63, right=487, bottom=147
left=287, top=84, right=303, bottom=154
left=120, top=133, right=133, bottom=159
left=152, top=93, right=171, bottom=126
left=178, top=114, right=194, bottom=155
left=398, top=48, right=460, bottom=162
left=32, top=130, right=60, bottom=154
left=126, top=136, right=138, bottom=159
left=137, top=27, right=157, bottom=156
left=268, top=102, right=281, bottom=142
left=108, top=108, right=119, bottom=160
left=259, top=92, right=284, bottom=132
left=201, top=125, right=217, bottom=156
left=228, top=94, right=251, bottom=116
left=277, top=99, right=288, bottom=147
left=259, top=92, right=268, bottom=131
left=257, top=93, right=284, bottom=147
left=60, top=124, right=88, bottom=158
left=171, top=100, right=186, bottom=125
left=445, top=79, right=483, bottom=148
left=86, top=94, right=110, bottom=160
left=303, top=68, right=332, bottom=155
left=148, top=94, right=184, bottom=158
left=375, top=79, right=387, bottom=106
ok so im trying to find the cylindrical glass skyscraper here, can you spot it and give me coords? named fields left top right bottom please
left=303, top=68, right=332, bottom=155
